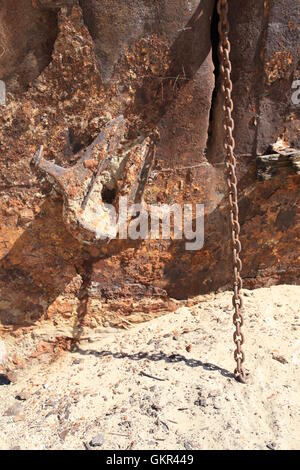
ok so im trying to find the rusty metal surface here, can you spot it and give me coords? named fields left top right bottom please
left=256, top=0, right=300, bottom=154
left=227, top=0, right=300, bottom=157
left=0, top=1, right=299, bottom=330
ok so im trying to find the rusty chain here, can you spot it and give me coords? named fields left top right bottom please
left=217, top=0, right=246, bottom=383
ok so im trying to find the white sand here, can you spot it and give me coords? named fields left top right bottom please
left=0, top=285, right=299, bottom=450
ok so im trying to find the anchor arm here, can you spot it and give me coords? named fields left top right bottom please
left=31, top=116, right=158, bottom=245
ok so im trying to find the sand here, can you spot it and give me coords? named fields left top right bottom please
left=0, top=284, right=299, bottom=450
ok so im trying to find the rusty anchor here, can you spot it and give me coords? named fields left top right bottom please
left=31, top=115, right=157, bottom=244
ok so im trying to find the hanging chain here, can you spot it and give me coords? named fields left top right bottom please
left=217, top=0, right=246, bottom=383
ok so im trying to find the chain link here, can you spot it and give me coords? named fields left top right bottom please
left=217, top=0, right=246, bottom=383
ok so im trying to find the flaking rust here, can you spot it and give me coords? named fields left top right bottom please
left=31, top=115, right=157, bottom=244
left=256, top=144, right=300, bottom=181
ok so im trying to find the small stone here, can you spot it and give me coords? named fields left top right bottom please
left=185, top=344, right=192, bottom=352
left=195, top=398, right=207, bottom=407
left=59, top=428, right=69, bottom=441
left=15, top=392, right=29, bottom=401
left=212, top=393, right=222, bottom=409
left=272, top=354, right=288, bottom=364
left=243, top=291, right=252, bottom=297
left=184, top=441, right=194, bottom=450
left=4, top=402, right=23, bottom=416
left=266, top=442, right=276, bottom=450
left=11, top=354, right=25, bottom=368
left=89, top=433, right=104, bottom=447
left=151, top=403, right=162, bottom=412
left=0, top=373, right=11, bottom=386
left=72, top=358, right=82, bottom=365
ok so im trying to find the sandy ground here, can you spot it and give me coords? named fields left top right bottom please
left=0, top=284, right=300, bottom=450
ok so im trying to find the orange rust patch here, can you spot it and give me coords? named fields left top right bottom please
left=265, top=51, right=293, bottom=84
